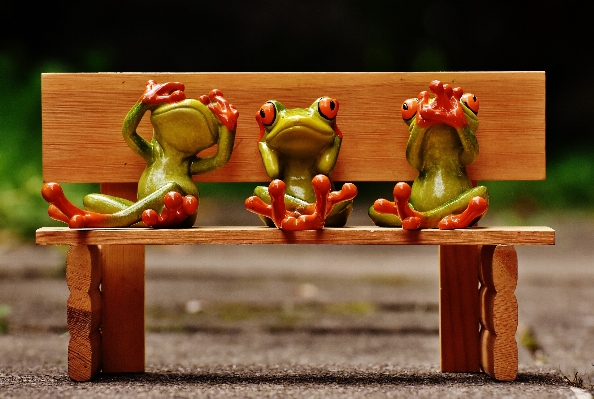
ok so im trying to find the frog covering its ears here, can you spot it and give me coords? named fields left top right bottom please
left=42, top=80, right=238, bottom=228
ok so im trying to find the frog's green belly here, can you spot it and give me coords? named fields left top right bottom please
left=410, top=168, right=473, bottom=212
left=138, top=168, right=199, bottom=200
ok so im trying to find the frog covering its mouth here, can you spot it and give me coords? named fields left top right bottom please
left=245, top=97, right=357, bottom=230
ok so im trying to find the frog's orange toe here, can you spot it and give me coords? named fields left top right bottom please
left=69, top=215, right=88, bottom=229
left=142, top=209, right=160, bottom=227
left=402, top=216, right=422, bottom=230
left=182, top=195, right=198, bottom=215
left=393, top=182, right=411, bottom=201
left=268, top=179, right=286, bottom=197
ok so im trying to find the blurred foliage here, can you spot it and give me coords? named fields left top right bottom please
left=0, top=304, right=11, bottom=333
left=1, top=1, right=593, bottom=239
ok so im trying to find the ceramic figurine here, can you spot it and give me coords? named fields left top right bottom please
left=369, top=80, right=488, bottom=230
left=245, top=97, right=357, bottom=230
left=42, top=80, right=238, bottom=228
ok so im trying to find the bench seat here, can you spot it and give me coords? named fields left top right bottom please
left=37, top=226, right=555, bottom=246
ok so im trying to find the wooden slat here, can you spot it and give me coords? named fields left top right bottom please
left=36, top=225, right=555, bottom=246
left=42, top=72, right=545, bottom=183
left=438, top=245, right=481, bottom=373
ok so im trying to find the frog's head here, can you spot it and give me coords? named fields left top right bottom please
left=255, top=97, right=342, bottom=158
left=401, top=81, right=479, bottom=131
left=150, top=99, right=219, bottom=155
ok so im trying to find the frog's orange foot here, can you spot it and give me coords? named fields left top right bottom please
left=417, top=80, right=466, bottom=129
left=267, top=179, right=326, bottom=231
left=141, top=80, right=186, bottom=105
left=199, top=89, right=239, bottom=131
left=438, top=196, right=488, bottom=230
left=42, top=182, right=108, bottom=228
left=142, top=192, right=198, bottom=228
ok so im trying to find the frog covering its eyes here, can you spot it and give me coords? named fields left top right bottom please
left=245, top=97, right=357, bottom=230
left=369, top=80, right=488, bottom=230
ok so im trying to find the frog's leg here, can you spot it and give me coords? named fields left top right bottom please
left=368, top=205, right=402, bottom=228
left=420, top=185, right=488, bottom=229
left=42, top=182, right=197, bottom=228
left=371, top=182, right=426, bottom=230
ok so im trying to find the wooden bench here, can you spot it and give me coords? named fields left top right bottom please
left=35, top=72, right=554, bottom=382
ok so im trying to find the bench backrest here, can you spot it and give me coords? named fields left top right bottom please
left=42, top=72, right=545, bottom=184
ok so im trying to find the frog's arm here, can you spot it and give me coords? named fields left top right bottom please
left=456, top=113, right=479, bottom=166
left=316, top=135, right=342, bottom=175
left=258, top=141, right=281, bottom=179
left=190, top=125, right=236, bottom=175
left=122, top=101, right=153, bottom=163
left=405, top=123, right=425, bottom=172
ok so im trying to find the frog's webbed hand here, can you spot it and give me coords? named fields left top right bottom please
left=199, top=89, right=239, bottom=132
left=191, top=89, right=238, bottom=175
left=245, top=175, right=357, bottom=230
left=417, top=80, right=466, bottom=129
left=141, top=80, right=186, bottom=105
left=123, top=80, right=186, bottom=162
left=373, top=182, right=427, bottom=230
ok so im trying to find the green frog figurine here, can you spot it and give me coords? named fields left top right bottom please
left=42, top=80, right=238, bottom=228
left=369, top=80, right=488, bottom=230
left=245, top=97, right=357, bottom=230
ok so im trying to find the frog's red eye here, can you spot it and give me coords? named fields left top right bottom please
left=461, top=93, right=479, bottom=115
left=401, top=99, right=417, bottom=121
left=318, top=97, right=339, bottom=120
left=256, top=102, right=276, bottom=126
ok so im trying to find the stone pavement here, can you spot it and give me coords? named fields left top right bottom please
left=0, top=215, right=593, bottom=398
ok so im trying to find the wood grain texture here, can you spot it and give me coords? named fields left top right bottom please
left=66, top=245, right=102, bottom=381
left=438, top=245, right=481, bottom=372
left=479, top=245, right=519, bottom=381
left=99, top=183, right=145, bottom=373
left=36, top=225, right=555, bottom=246
left=41, top=72, right=545, bottom=183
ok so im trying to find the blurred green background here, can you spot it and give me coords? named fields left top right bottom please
left=1, top=1, right=592, bottom=239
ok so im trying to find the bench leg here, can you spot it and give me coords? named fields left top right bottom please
left=66, top=245, right=102, bottom=381
left=479, top=245, right=518, bottom=381
left=100, top=244, right=145, bottom=373
left=438, top=244, right=481, bottom=373
left=97, top=182, right=145, bottom=374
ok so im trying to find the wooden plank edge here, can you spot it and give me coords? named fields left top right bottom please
left=36, top=226, right=555, bottom=246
